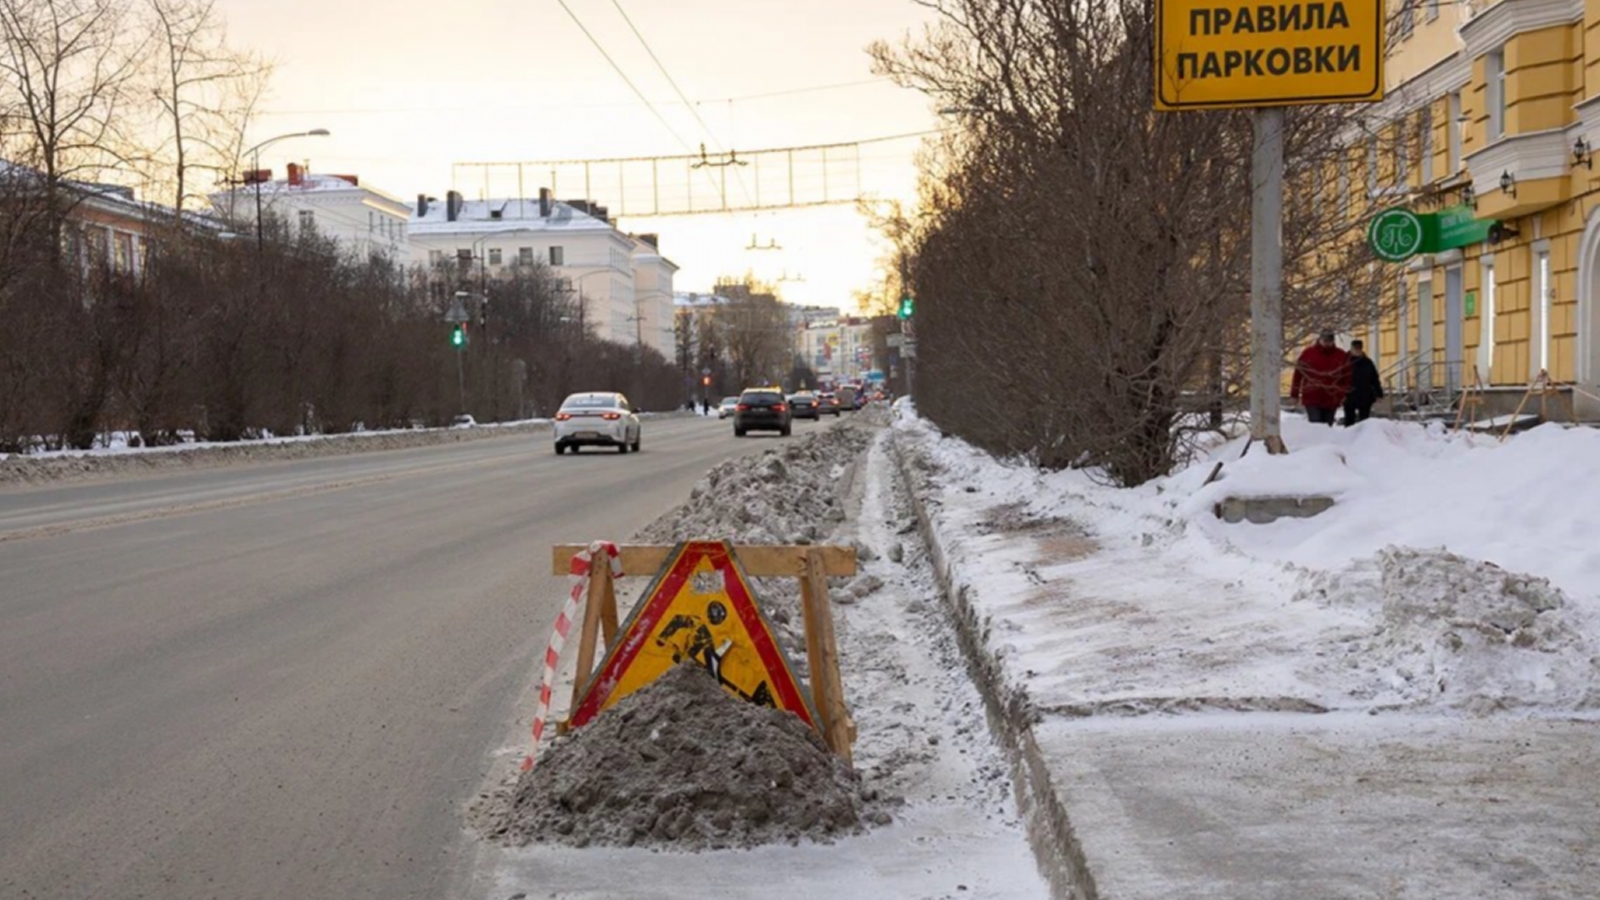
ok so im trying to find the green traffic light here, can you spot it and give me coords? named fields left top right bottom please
left=451, top=326, right=464, bottom=347
left=897, top=295, right=914, bottom=320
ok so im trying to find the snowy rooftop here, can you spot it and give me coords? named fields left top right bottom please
left=408, top=198, right=616, bottom=235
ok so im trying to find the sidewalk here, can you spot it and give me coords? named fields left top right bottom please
left=887, top=405, right=1600, bottom=899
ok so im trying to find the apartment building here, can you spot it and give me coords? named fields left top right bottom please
left=1350, top=0, right=1600, bottom=417
left=209, top=163, right=411, bottom=259
left=409, top=190, right=676, bottom=358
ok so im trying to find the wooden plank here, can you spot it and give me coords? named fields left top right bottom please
left=798, top=563, right=836, bottom=758
left=802, top=548, right=854, bottom=765
left=563, top=560, right=611, bottom=729
left=551, top=544, right=857, bottom=578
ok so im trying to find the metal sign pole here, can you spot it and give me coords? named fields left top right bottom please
left=1250, top=107, right=1288, bottom=454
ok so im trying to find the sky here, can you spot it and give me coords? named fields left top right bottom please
left=214, top=0, right=943, bottom=312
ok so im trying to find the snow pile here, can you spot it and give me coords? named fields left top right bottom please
left=1294, top=547, right=1600, bottom=713
left=891, top=403, right=1600, bottom=718
left=638, top=422, right=876, bottom=547
left=484, top=663, right=883, bottom=850
left=1182, top=418, right=1600, bottom=611
left=634, top=419, right=879, bottom=667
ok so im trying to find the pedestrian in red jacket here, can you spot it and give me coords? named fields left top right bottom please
left=1290, top=330, right=1350, bottom=426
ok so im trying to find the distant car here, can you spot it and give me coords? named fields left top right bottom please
left=450, top=414, right=477, bottom=429
left=733, top=388, right=791, bottom=437
left=717, top=396, right=739, bottom=419
left=788, top=392, right=820, bottom=420
left=816, top=392, right=841, bottom=417
left=835, top=385, right=858, bottom=411
left=553, top=392, right=642, bottom=454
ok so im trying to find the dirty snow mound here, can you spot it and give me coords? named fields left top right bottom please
left=1296, top=547, right=1600, bottom=713
left=485, top=663, right=882, bottom=850
left=633, top=422, right=877, bottom=670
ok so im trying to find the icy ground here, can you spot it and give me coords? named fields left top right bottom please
left=468, top=416, right=1049, bottom=900
left=893, top=411, right=1600, bottom=718
left=890, top=404, right=1600, bottom=898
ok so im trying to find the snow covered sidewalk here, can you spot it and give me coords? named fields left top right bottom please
left=890, top=405, right=1600, bottom=898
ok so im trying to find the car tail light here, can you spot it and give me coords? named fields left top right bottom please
left=773, top=403, right=786, bottom=412
left=736, top=404, right=750, bottom=411
left=555, top=412, right=571, bottom=421
left=602, top=412, right=622, bottom=420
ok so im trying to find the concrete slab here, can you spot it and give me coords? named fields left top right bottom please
left=1214, top=494, right=1336, bottom=524
left=1037, top=713, right=1600, bottom=900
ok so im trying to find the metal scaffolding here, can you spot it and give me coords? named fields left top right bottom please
left=451, top=131, right=934, bottom=218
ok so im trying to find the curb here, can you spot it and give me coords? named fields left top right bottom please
left=887, top=429, right=1099, bottom=900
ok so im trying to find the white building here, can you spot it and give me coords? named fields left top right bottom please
left=796, top=317, right=876, bottom=384
left=209, top=163, right=410, bottom=259
left=408, top=190, right=676, bottom=357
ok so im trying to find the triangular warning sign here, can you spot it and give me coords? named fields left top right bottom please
left=569, top=540, right=816, bottom=730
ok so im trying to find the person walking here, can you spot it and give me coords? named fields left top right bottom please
left=1342, top=339, right=1383, bottom=426
left=1290, top=330, right=1350, bottom=426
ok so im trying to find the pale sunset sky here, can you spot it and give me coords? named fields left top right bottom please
left=215, top=0, right=942, bottom=311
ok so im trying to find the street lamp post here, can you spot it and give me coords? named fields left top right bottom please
left=242, top=129, right=330, bottom=252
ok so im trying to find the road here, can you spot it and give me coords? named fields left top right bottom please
left=0, top=414, right=804, bottom=900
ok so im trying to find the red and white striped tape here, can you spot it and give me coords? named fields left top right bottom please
left=522, top=540, right=622, bottom=772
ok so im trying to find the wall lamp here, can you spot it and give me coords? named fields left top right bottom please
left=1460, top=183, right=1476, bottom=208
left=1499, top=170, right=1516, bottom=198
left=1576, top=136, right=1594, bottom=170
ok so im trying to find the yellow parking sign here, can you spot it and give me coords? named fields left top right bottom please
left=1155, top=0, right=1384, bottom=110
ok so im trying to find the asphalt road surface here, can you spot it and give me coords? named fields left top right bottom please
left=0, top=414, right=809, bottom=900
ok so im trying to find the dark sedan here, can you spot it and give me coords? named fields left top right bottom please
left=733, top=388, right=791, bottom=437
left=788, top=392, right=820, bottom=420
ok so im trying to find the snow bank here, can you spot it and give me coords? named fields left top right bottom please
left=892, top=403, right=1600, bottom=716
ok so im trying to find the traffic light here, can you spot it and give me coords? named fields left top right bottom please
left=701, top=375, right=711, bottom=386
left=451, top=324, right=466, bottom=347
left=896, top=294, right=914, bottom=320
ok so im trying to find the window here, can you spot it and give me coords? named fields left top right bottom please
left=1395, top=0, right=1414, bottom=41
left=1536, top=248, right=1552, bottom=375
left=113, top=232, right=133, bottom=271
left=550, top=246, right=564, bottom=265
left=429, top=249, right=443, bottom=265
left=1366, top=137, right=1379, bottom=196
left=488, top=248, right=502, bottom=266
left=1395, top=129, right=1409, bottom=186
left=1478, top=257, right=1496, bottom=379
left=298, top=209, right=314, bottom=232
left=1447, top=92, right=1462, bottom=174
left=1397, top=277, right=1410, bottom=389
left=1487, top=50, right=1506, bottom=141
left=1426, top=0, right=1439, bottom=20
left=519, top=247, right=534, bottom=265
left=1339, top=154, right=1351, bottom=218
left=1420, top=106, right=1434, bottom=184
left=368, top=211, right=375, bottom=233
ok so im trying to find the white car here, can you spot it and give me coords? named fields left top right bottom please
left=553, top=392, right=642, bottom=454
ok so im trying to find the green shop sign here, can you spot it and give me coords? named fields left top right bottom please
left=1366, top=205, right=1497, bottom=263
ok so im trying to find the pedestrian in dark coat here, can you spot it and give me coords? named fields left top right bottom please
left=1290, top=330, right=1350, bottom=426
left=1342, top=339, right=1383, bottom=426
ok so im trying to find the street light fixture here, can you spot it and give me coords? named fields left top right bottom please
left=242, top=129, right=331, bottom=252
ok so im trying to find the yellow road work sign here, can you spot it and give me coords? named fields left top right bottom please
left=569, top=540, right=816, bottom=730
left=1155, top=0, right=1383, bottom=110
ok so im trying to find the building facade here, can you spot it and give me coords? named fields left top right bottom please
left=1352, top=0, right=1600, bottom=417
left=209, top=163, right=411, bottom=259
left=408, top=191, right=676, bottom=358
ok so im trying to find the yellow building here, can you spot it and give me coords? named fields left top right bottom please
left=1349, top=0, right=1600, bottom=418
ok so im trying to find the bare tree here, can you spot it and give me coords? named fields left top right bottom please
left=0, top=0, right=147, bottom=231
left=870, top=0, right=1392, bottom=484
left=143, top=0, right=270, bottom=213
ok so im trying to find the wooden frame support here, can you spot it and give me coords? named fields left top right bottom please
left=551, top=544, right=857, bottom=578
left=798, top=548, right=856, bottom=763
left=549, top=542, right=858, bottom=762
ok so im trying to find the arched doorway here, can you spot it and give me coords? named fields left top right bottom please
left=1576, top=206, right=1600, bottom=403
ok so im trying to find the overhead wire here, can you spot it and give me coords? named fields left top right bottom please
left=605, top=0, right=756, bottom=207
left=553, top=0, right=696, bottom=156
